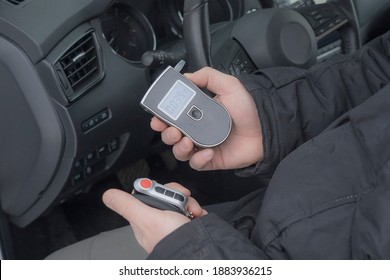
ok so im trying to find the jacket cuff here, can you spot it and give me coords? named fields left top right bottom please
left=147, top=213, right=268, bottom=260
left=236, top=74, right=281, bottom=176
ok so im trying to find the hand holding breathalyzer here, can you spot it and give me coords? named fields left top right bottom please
left=150, top=67, right=264, bottom=172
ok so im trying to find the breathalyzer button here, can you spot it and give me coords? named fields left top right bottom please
left=140, top=179, right=152, bottom=189
left=188, top=106, right=203, bottom=120
left=165, top=190, right=175, bottom=198
left=155, top=186, right=165, bottom=194
left=174, top=193, right=185, bottom=202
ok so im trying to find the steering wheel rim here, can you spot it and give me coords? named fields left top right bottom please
left=183, top=0, right=360, bottom=73
left=183, top=0, right=213, bottom=71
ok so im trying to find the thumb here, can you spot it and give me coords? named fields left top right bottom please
left=189, top=148, right=216, bottom=171
left=103, top=188, right=160, bottom=223
left=184, top=67, right=241, bottom=98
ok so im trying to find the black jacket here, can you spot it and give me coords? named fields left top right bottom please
left=148, top=31, right=390, bottom=259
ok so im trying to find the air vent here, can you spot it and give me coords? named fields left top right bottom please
left=2, top=0, right=29, bottom=6
left=55, top=32, right=104, bottom=101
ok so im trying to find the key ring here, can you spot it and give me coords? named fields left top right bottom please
left=185, top=211, right=194, bottom=220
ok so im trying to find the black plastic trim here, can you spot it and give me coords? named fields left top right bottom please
left=0, top=35, right=64, bottom=225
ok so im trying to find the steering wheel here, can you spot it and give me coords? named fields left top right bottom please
left=183, top=0, right=360, bottom=73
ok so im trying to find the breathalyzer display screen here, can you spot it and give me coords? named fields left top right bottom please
left=157, top=80, right=195, bottom=120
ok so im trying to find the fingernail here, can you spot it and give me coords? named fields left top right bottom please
left=102, top=190, right=114, bottom=208
left=202, top=149, right=213, bottom=159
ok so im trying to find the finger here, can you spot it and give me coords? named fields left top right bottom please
left=161, top=126, right=183, bottom=145
left=188, top=148, right=215, bottom=171
left=103, top=189, right=160, bottom=224
left=150, top=117, right=168, bottom=132
left=164, top=182, right=191, bottom=197
left=165, top=183, right=205, bottom=218
left=187, top=197, right=207, bottom=217
left=172, top=137, right=195, bottom=161
left=185, top=67, right=241, bottom=97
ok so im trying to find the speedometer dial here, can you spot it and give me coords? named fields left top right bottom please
left=101, top=3, right=156, bottom=63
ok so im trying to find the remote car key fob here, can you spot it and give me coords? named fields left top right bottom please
left=140, top=61, right=232, bottom=148
left=132, top=178, right=189, bottom=216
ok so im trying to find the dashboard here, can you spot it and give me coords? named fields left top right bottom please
left=0, top=0, right=389, bottom=228
left=0, top=0, right=257, bottom=227
left=100, top=0, right=249, bottom=63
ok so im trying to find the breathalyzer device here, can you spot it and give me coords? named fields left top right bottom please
left=140, top=61, right=232, bottom=148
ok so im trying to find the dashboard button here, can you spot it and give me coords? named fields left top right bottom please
left=85, top=166, right=94, bottom=177
left=97, top=144, right=109, bottom=157
left=85, top=151, right=97, bottom=163
left=71, top=172, right=83, bottom=185
left=109, top=138, right=120, bottom=152
left=99, top=109, right=110, bottom=121
left=73, top=159, right=83, bottom=170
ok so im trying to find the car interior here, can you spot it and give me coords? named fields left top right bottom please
left=0, top=0, right=389, bottom=260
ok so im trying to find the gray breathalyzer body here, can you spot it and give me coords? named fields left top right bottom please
left=140, top=63, right=232, bottom=148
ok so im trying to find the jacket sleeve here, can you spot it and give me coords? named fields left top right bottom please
left=147, top=213, right=268, bottom=259
left=236, top=31, right=390, bottom=176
